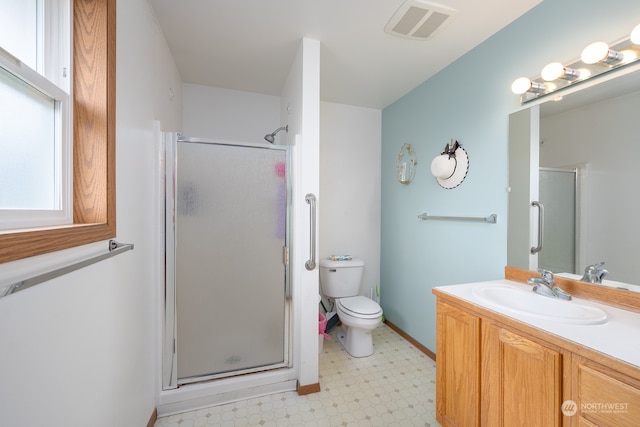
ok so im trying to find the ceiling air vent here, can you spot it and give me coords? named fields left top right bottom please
left=384, top=0, right=456, bottom=40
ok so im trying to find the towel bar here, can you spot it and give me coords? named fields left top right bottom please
left=1, top=240, right=134, bottom=298
left=418, top=213, right=497, bottom=223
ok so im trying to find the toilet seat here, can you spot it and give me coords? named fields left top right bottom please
left=337, top=296, right=382, bottom=319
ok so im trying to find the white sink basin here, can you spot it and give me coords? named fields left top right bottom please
left=471, top=283, right=608, bottom=325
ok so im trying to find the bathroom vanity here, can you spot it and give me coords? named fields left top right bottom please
left=433, top=267, right=640, bottom=427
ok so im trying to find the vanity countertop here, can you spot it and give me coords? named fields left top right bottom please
left=434, top=279, right=640, bottom=369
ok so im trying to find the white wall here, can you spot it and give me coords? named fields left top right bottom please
left=540, top=89, right=640, bottom=284
left=0, top=0, right=182, bottom=425
left=319, top=102, right=381, bottom=300
left=282, top=38, right=321, bottom=388
left=183, top=84, right=280, bottom=141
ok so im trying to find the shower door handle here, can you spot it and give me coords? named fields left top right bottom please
left=531, top=201, right=544, bottom=254
left=305, top=193, right=317, bottom=271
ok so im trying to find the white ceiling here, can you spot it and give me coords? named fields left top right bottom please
left=149, top=0, right=542, bottom=109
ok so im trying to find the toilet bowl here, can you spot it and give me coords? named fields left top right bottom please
left=335, top=295, right=383, bottom=357
left=319, top=259, right=383, bottom=357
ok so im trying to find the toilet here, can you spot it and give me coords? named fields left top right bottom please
left=319, top=259, right=383, bottom=357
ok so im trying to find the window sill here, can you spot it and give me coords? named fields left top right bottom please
left=0, top=222, right=115, bottom=264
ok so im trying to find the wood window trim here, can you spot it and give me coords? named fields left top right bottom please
left=0, top=0, right=116, bottom=264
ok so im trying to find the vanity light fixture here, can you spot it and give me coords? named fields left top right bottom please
left=512, top=23, right=640, bottom=103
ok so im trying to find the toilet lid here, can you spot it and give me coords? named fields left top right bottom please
left=338, top=296, right=383, bottom=318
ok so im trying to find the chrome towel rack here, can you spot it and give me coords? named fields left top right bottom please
left=1, top=240, right=134, bottom=298
left=418, top=213, right=497, bottom=224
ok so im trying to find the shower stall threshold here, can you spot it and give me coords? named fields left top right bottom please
left=157, top=368, right=297, bottom=417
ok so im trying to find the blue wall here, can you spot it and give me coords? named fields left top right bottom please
left=381, top=0, right=640, bottom=352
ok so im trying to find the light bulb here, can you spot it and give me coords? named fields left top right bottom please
left=511, top=77, right=546, bottom=95
left=581, top=41, right=609, bottom=64
left=511, top=77, right=532, bottom=94
left=631, top=24, right=640, bottom=45
left=541, top=62, right=564, bottom=81
left=541, top=62, right=581, bottom=81
left=581, top=41, right=622, bottom=65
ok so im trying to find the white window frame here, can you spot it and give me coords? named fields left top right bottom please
left=0, top=0, right=71, bottom=231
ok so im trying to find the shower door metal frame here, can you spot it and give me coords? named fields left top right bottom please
left=162, top=134, right=292, bottom=390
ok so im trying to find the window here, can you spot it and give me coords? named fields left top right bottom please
left=0, top=0, right=116, bottom=263
left=0, top=0, right=71, bottom=230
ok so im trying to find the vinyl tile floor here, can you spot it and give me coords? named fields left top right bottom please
left=155, top=323, right=440, bottom=426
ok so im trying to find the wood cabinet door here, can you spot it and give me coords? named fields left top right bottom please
left=436, top=301, right=481, bottom=427
left=481, top=323, right=562, bottom=427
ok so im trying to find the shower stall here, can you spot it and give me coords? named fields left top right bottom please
left=163, top=134, right=291, bottom=388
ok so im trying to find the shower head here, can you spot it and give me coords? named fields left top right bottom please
left=264, top=125, right=288, bottom=144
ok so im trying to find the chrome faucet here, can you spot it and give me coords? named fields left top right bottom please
left=580, top=262, right=609, bottom=284
left=528, top=269, right=572, bottom=300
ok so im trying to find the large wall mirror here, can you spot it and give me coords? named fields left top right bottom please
left=508, top=68, right=640, bottom=290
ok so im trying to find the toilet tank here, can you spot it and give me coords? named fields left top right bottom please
left=319, top=259, right=365, bottom=298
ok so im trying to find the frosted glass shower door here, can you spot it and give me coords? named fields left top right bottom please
left=538, top=168, right=576, bottom=274
left=175, top=140, right=288, bottom=382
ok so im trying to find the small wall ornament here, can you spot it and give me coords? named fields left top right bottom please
left=396, top=143, right=417, bottom=184
left=430, top=139, right=469, bottom=189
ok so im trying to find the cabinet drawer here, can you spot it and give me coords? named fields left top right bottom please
left=576, top=363, right=640, bottom=427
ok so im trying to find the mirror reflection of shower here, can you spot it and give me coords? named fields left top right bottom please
left=264, top=125, right=288, bottom=144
